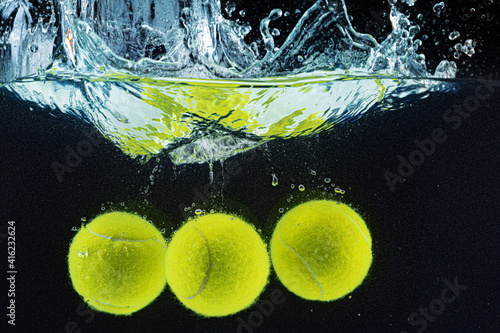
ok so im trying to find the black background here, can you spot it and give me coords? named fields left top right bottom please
left=1, top=0, right=500, bottom=332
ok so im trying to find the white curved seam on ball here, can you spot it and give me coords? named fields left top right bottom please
left=185, top=221, right=213, bottom=299
left=278, top=221, right=324, bottom=299
left=87, top=228, right=162, bottom=245
left=335, top=204, right=371, bottom=246
left=90, top=298, right=142, bottom=308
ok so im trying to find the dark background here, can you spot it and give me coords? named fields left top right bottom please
left=2, top=0, right=500, bottom=332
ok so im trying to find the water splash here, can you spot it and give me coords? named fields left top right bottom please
left=0, top=0, right=460, bottom=164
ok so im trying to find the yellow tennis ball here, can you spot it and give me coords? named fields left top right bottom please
left=165, top=213, right=270, bottom=317
left=68, top=212, right=167, bottom=315
left=270, top=200, right=372, bottom=301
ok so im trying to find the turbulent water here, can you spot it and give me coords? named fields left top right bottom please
left=0, top=0, right=461, bottom=164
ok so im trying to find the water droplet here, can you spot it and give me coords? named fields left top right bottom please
left=271, top=174, right=279, bottom=187
left=239, top=9, right=246, bottom=18
left=417, top=13, right=423, bottom=20
left=291, top=184, right=295, bottom=189
left=298, top=185, right=305, bottom=192
left=310, top=170, right=316, bottom=176
left=81, top=217, right=87, bottom=222
left=195, top=209, right=203, bottom=215
left=272, top=28, right=280, bottom=36
left=422, top=34, right=429, bottom=40
left=297, top=55, right=304, bottom=62
left=284, top=11, right=290, bottom=17
left=287, top=198, right=291, bottom=202
left=77, top=251, right=84, bottom=258
left=160, top=228, right=166, bottom=234
left=101, top=206, right=105, bottom=211
left=278, top=208, right=285, bottom=213
left=71, top=226, right=79, bottom=231
left=324, top=178, right=331, bottom=184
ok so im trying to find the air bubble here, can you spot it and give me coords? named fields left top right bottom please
left=271, top=174, right=279, bottom=187
left=272, top=28, right=280, bottom=36
left=310, top=170, right=316, bottom=176
left=71, top=226, right=79, bottom=231
left=297, top=55, right=304, bottom=62
left=449, top=31, right=460, bottom=40
left=29, top=43, right=38, bottom=53
left=334, top=187, right=345, bottom=194
left=298, top=185, right=305, bottom=192
left=433, top=2, right=445, bottom=17
left=225, top=3, right=236, bottom=17
left=278, top=208, right=284, bottom=213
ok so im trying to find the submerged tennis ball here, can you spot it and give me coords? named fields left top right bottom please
left=270, top=200, right=372, bottom=301
left=165, top=213, right=270, bottom=317
left=68, top=212, right=167, bottom=315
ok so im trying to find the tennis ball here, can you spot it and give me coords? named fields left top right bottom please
left=270, top=200, right=372, bottom=301
left=68, top=211, right=167, bottom=315
left=165, top=213, right=270, bottom=317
